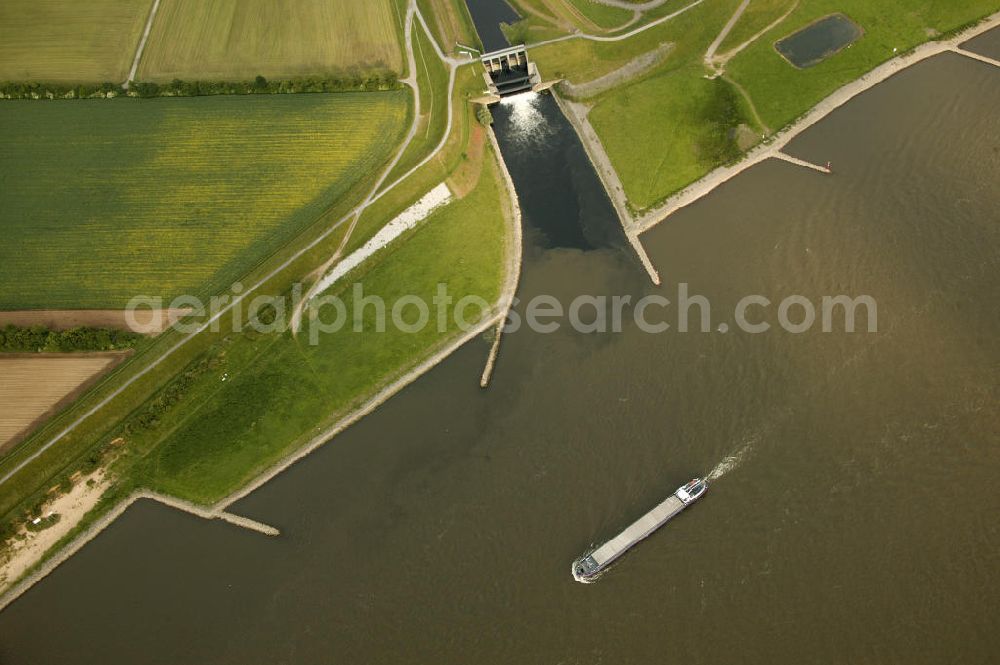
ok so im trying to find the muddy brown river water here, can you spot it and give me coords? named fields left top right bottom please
left=0, top=44, right=998, bottom=665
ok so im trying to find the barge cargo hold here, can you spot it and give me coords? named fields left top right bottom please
left=573, top=478, right=707, bottom=582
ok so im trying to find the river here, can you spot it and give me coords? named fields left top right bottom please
left=1, top=32, right=998, bottom=665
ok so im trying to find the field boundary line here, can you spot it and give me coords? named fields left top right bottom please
left=124, top=0, right=163, bottom=88
left=0, top=1, right=458, bottom=490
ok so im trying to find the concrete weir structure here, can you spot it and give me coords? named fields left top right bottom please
left=479, top=45, right=550, bottom=100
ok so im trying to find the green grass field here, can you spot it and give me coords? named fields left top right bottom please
left=726, top=0, right=1000, bottom=130
left=132, top=153, right=507, bottom=503
left=137, top=0, right=404, bottom=81
left=0, top=0, right=153, bottom=83
left=537, top=0, right=999, bottom=211
left=0, top=92, right=408, bottom=309
left=564, top=0, right=635, bottom=29
left=589, top=63, right=757, bottom=209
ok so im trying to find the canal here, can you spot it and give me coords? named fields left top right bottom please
left=1, top=22, right=999, bottom=665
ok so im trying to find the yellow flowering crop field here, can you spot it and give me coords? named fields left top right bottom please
left=0, top=91, right=408, bottom=309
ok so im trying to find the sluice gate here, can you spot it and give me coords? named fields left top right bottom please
left=478, top=45, right=558, bottom=102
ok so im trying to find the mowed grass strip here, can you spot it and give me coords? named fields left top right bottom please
left=0, top=356, right=119, bottom=449
left=0, top=0, right=153, bottom=83
left=0, top=92, right=408, bottom=309
left=137, top=0, right=403, bottom=81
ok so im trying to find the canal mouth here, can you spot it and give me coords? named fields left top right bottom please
left=495, top=92, right=553, bottom=147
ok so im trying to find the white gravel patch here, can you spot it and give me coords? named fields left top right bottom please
left=312, top=183, right=453, bottom=298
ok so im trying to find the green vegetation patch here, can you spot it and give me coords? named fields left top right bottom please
left=0, top=92, right=408, bottom=309
left=589, top=66, right=750, bottom=209
left=727, top=0, right=1000, bottom=130
left=0, top=326, right=141, bottom=353
left=137, top=0, right=403, bottom=81
left=0, top=0, right=153, bottom=84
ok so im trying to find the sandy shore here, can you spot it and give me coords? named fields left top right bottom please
left=634, top=11, right=1000, bottom=235
left=0, top=470, right=109, bottom=592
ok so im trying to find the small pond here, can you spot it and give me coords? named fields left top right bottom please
left=775, top=13, right=863, bottom=68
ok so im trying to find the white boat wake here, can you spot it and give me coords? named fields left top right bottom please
left=498, top=92, right=554, bottom=147
left=707, top=432, right=759, bottom=481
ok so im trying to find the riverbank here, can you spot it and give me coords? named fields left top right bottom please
left=0, top=469, right=108, bottom=594
left=480, top=126, right=524, bottom=387
left=552, top=90, right=661, bottom=284
left=635, top=12, right=1000, bottom=234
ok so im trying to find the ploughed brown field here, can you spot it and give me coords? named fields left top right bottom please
left=0, top=355, right=126, bottom=451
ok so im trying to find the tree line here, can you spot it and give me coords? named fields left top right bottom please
left=0, top=69, right=402, bottom=101
left=0, top=324, right=142, bottom=353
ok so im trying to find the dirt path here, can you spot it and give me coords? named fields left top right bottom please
left=725, top=74, right=770, bottom=134
left=704, top=0, right=750, bottom=69
left=289, top=4, right=468, bottom=333
left=124, top=0, right=162, bottom=88
left=590, top=0, right=673, bottom=10
left=289, top=0, right=426, bottom=333
left=714, top=0, right=799, bottom=65
left=529, top=0, right=707, bottom=47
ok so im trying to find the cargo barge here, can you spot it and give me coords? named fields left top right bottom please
left=573, top=478, right=708, bottom=582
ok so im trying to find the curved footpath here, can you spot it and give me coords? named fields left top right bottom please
left=529, top=0, right=707, bottom=48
